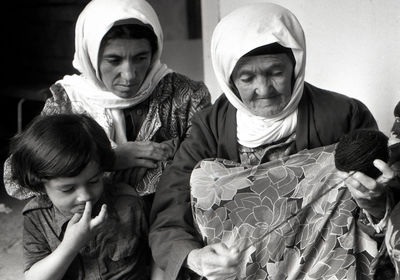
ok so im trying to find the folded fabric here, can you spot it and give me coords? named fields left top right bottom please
left=190, top=144, right=378, bottom=280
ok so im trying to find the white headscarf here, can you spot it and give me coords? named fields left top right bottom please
left=211, top=3, right=306, bottom=148
left=56, top=0, right=172, bottom=144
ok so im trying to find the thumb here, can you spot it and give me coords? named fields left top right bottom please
left=374, top=159, right=394, bottom=184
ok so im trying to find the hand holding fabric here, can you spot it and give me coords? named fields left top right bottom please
left=186, top=243, right=242, bottom=280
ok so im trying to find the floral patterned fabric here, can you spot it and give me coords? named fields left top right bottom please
left=190, top=144, right=378, bottom=280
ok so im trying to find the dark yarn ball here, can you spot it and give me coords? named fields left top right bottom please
left=394, top=101, right=400, bottom=117
left=335, top=129, right=389, bottom=179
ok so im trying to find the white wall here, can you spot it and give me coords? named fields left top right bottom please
left=201, top=0, right=400, bottom=134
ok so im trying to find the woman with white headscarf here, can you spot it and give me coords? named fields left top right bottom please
left=4, top=0, right=211, bottom=201
left=150, top=3, right=393, bottom=279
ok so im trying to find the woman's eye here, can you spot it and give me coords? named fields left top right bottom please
left=61, top=187, right=73, bottom=193
left=134, top=55, right=150, bottom=63
left=240, top=75, right=253, bottom=83
left=104, top=57, right=120, bottom=65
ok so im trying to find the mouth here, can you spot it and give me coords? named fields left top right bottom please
left=115, top=84, right=137, bottom=91
left=254, top=96, right=281, bottom=104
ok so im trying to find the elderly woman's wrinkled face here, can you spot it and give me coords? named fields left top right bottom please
left=231, top=53, right=294, bottom=118
left=99, top=38, right=152, bottom=98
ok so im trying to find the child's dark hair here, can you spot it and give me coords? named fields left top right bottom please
left=100, top=23, right=158, bottom=55
left=10, top=114, right=115, bottom=193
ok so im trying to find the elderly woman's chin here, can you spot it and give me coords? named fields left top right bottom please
left=250, top=102, right=287, bottom=118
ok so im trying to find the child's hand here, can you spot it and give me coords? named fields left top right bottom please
left=63, top=201, right=108, bottom=253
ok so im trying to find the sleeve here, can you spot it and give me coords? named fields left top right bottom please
left=180, top=80, right=211, bottom=138
left=3, top=157, right=36, bottom=200
left=149, top=113, right=217, bottom=280
left=348, top=99, right=395, bottom=238
left=23, top=213, right=52, bottom=272
left=41, top=83, right=74, bottom=116
left=349, top=97, right=378, bottom=131
left=159, top=79, right=211, bottom=160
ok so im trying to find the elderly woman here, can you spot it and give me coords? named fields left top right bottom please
left=4, top=0, right=211, bottom=201
left=149, top=3, right=393, bottom=279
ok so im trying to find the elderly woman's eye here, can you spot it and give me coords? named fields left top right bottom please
left=240, top=75, right=253, bottom=83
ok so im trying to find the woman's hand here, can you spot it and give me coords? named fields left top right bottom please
left=338, top=159, right=394, bottom=219
left=63, top=202, right=108, bottom=253
left=113, top=141, right=175, bottom=170
left=186, top=243, right=242, bottom=280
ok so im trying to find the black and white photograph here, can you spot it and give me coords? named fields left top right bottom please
left=1, top=0, right=399, bottom=279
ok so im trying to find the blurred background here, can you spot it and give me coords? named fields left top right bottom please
left=1, top=0, right=399, bottom=279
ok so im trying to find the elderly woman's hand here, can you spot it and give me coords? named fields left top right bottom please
left=113, top=140, right=174, bottom=170
left=337, top=159, right=394, bottom=220
left=186, top=243, right=242, bottom=280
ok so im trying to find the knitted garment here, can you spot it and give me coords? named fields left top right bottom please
left=335, top=129, right=389, bottom=179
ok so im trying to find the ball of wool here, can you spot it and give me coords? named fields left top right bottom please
left=335, top=129, right=389, bottom=179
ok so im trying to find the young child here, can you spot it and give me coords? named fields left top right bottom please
left=10, top=114, right=150, bottom=280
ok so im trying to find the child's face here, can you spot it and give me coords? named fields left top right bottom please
left=43, top=161, right=104, bottom=217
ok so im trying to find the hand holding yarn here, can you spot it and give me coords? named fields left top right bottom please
left=335, top=129, right=394, bottom=219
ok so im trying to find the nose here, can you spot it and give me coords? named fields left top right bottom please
left=254, top=76, right=272, bottom=96
left=76, top=186, right=94, bottom=203
left=120, top=61, right=136, bottom=81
